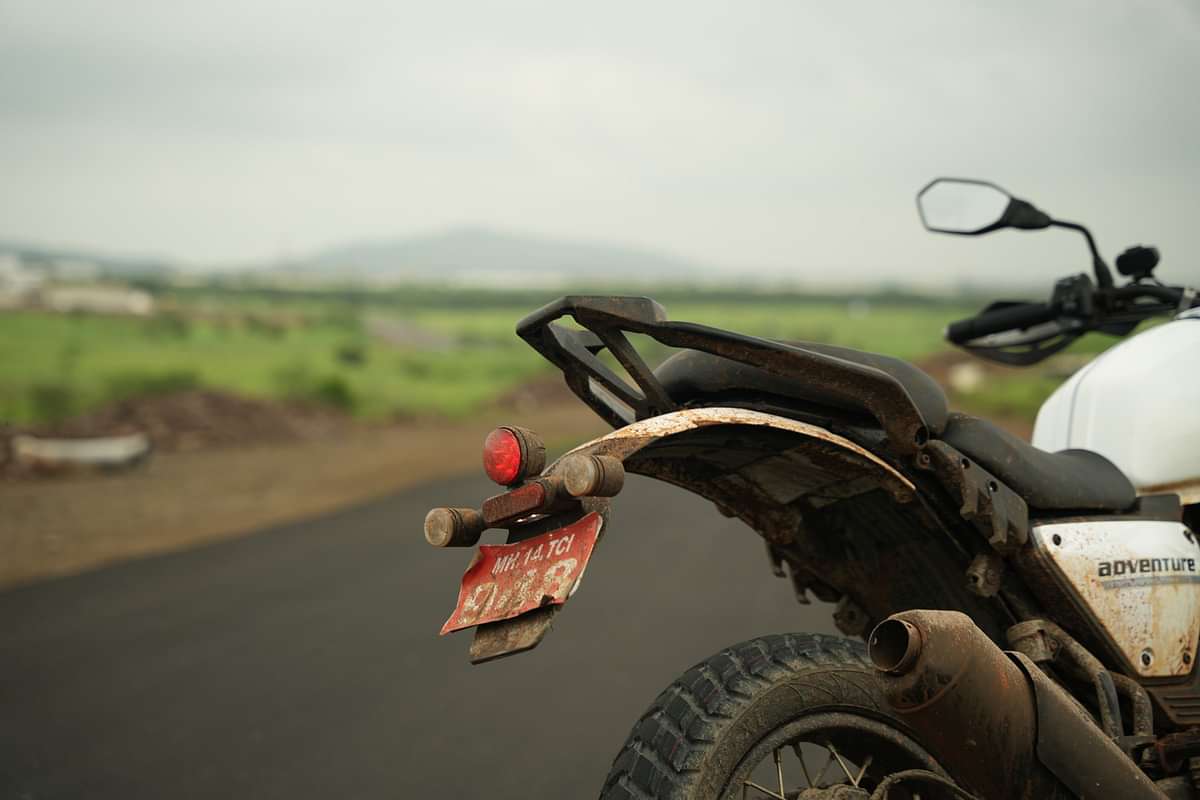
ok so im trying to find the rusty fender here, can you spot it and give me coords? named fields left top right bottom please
left=870, top=610, right=1166, bottom=800
left=547, top=406, right=916, bottom=543
left=551, top=407, right=913, bottom=480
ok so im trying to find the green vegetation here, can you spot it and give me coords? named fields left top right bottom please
left=0, top=305, right=542, bottom=423
left=0, top=285, right=1125, bottom=427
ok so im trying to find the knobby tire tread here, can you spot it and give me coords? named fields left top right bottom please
left=598, top=633, right=880, bottom=800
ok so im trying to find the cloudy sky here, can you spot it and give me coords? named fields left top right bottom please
left=2, top=0, right=1198, bottom=285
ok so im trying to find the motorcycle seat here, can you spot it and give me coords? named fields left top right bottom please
left=654, top=346, right=1137, bottom=512
left=941, top=413, right=1136, bottom=511
left=654, top=342, right=951, bottom=435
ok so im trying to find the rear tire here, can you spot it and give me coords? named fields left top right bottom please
left=598, top=633, right=946, bottom=799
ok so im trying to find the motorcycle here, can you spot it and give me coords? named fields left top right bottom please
left=423, top=178, right=1200, bottom=799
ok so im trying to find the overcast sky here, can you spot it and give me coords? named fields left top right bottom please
left=2, top=0, right=1198, bottom=286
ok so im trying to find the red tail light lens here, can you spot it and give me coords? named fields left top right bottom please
left=482, top=426, right=546, bottom=486
left=483, top=428, right=523, bottom=485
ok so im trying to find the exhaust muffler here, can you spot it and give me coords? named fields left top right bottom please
left=869, top=610, right=1164, bottom=800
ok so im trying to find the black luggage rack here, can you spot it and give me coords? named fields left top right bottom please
left=515, top=296, right=930, bottom=457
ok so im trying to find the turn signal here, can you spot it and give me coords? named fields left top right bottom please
left=562, top=454, right=625, bottom=498
left=424, top=507, right=486, bottom=548
left=482, top=426, right=545, bottom=486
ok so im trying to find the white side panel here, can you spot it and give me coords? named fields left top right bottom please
left=1032, top=520, right=1200, bottom=677
left=1033, top=316, right=1200, bottom=498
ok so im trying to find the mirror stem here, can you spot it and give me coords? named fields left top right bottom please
left=1051, top=219, right=1114, bottom=289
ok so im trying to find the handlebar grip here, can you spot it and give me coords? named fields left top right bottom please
left=945, top=302, right=1058, bottom=344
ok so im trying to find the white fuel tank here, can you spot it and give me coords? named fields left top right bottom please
left=1033, top=309, right=1200, bottom=503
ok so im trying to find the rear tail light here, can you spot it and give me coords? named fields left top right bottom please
left=482, top=426, right=545, bottom=486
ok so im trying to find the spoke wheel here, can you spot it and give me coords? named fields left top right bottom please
left=730, top=711, right=940, bottom=800
left=600, top=633, right=956, bottom=800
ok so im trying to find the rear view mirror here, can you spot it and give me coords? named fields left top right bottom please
left=918, top=175, right=1115, bottom=288
left=917, top=178, right=1052, bottom=236
left=917, top=179, right=1012, bottom=234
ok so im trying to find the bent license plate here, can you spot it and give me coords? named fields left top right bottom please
left=440, top=512, right=602, bottom=635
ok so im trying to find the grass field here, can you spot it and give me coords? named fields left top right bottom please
left=1, top=284, right=1121, bottom=427
left=0, top=308, right=543, bottom=423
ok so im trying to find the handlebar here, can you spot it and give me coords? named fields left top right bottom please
left=946, top=281, right=1197, bottom=348
left=1111, top=283, right=1191, bottom=305
left=945, top=302, right=1059, bottom=344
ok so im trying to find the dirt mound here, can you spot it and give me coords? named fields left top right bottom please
left=3, top=390, right=352, bottom=477
left=2, top=374, right=590, bottom=481
left=492, top=374, right=577, bottom=414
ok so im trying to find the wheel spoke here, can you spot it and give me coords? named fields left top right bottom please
left=813, top=749, right=836, bottom=788
left=742, top=779, right=787, bottom=799
left=791, top=744, right=814, bottom=788
left=853, top=755, right=874, bottom=788
left=774, top=748, right=785, bottom=797
left=828, top=743, right=856, bottom=784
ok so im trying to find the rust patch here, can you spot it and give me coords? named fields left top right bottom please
left=481, top=482, right=547, bottom=526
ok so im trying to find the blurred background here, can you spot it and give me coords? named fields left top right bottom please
left=2, top=1, right=1199, bottom=797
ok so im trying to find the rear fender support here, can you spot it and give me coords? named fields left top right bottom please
left=921, top=440, right=1030, bottom=553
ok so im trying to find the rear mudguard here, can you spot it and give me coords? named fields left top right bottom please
left=552, top=406, right=917, bottom=543
left=548, top=407, right=1004, bottom=639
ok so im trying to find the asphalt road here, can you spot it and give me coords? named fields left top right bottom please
left=1, top=472, right=837, bottom=799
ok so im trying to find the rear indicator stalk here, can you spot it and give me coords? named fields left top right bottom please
left=482, top=480, right=560, bottom=527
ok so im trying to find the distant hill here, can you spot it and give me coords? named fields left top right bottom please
left=288, top=226, right=713, bottom=285
left=0, top=240, right=173, bottom=280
